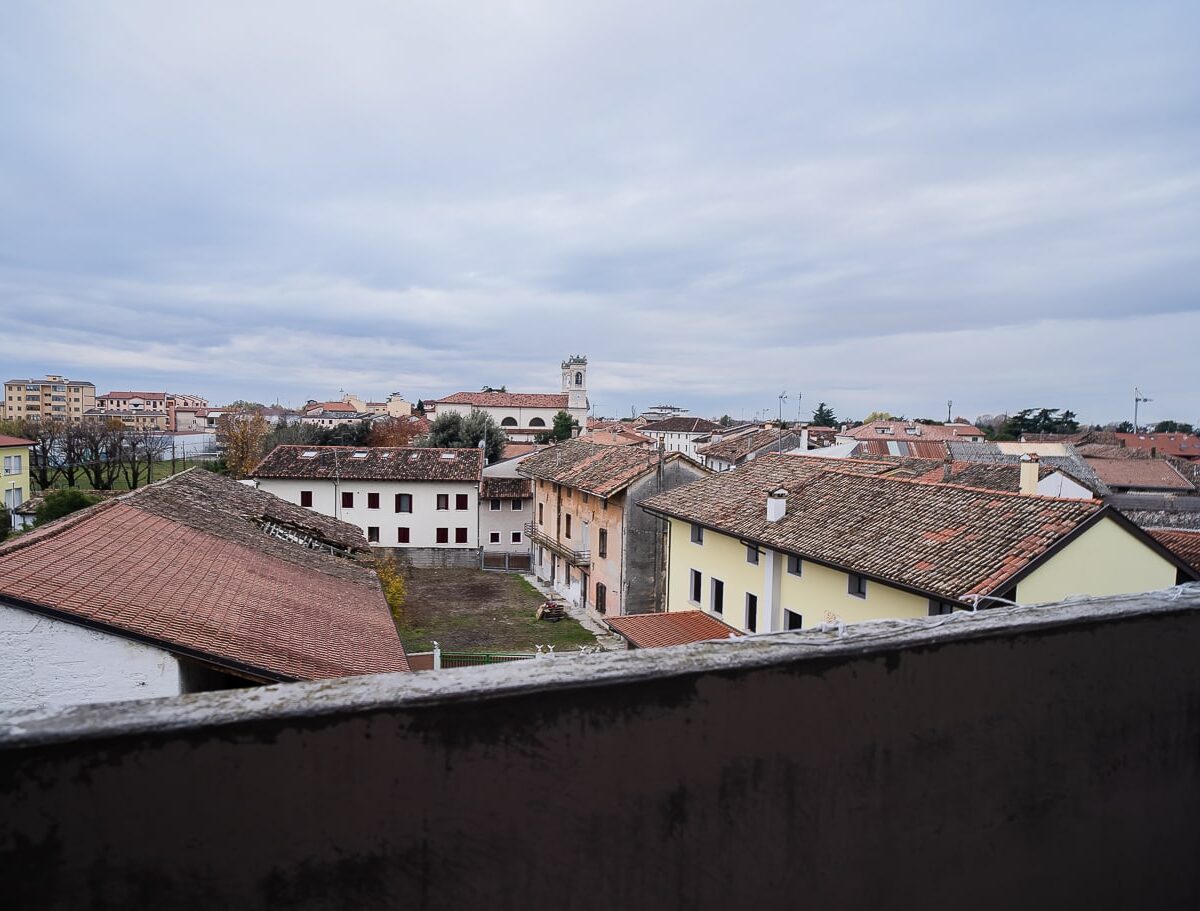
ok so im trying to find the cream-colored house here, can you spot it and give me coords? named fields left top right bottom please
left=641, top=454, right=1194, bottom=635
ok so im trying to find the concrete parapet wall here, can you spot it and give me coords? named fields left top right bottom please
left=2, top=587, right=1199, bottom=909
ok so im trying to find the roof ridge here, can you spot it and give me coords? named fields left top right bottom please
left=857, top=470, right=1104, bottom=507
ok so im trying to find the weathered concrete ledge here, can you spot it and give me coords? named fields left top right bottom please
left=3, top=585, right=1199, bottom=910
left=2, top=584, right=1196, bottom=748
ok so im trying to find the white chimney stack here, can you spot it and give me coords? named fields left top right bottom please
left=1019, top=453, right=1039, bottom=496
left=766, top=487, right=788, bottom=522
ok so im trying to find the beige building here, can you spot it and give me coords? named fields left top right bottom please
left=3, top=375, right=95, bottom=423
left=642, top=454, right=1194, bottom=636
left=94, top=391, right=209, bottom=431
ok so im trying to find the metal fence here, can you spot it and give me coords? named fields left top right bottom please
left=481, top=551, right=532, bottom=573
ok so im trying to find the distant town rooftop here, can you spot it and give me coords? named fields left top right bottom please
left=253, top=445, right=483, bottom=482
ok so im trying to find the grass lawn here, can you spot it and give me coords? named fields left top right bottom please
left=396, top=567, right=599, bottom=654
left=40, top=460, right=215, bottom=492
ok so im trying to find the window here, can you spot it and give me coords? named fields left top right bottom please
left=367, top=492, right=380, bottom=509
left=746, top=544, right=759, bottom=565
left=455, top=527, right=468, bottom=544
left=786, top=610, right=803, bottom=630
left=690, top=569, right=702, bottom=604
left=690, top=523, right=704, bottom=544
left=575, top=371, right=583, bottom=386
left=436, top=527, right=449, bottom=544
left=745, top=593, right=758, bottom=632
left=4, top=487, right=22, bottom=509
left=456, top=494, right=469, bottom=511
left=538, top=502, right=544, bottom=524
left=510, top=499, right=523, bottom=511
left=367, top=526, right=380, bottom=543
left=300, top=490, right=313, bottom=507
left=511, top=531, right=521, bottom=544
left=397, top=527, right=410, bottom=543
left=500, top=417, right=518, bottom=427
left=490, top=532, right=501, bottom=544
left=565, top=515, right=572, bottom=538
left=538, top=547, right=544, bottom=566
left=437, top=494, right=449, bottom=510
left=787, top=554, right=802, bottom=576
left=566, top=488, right=573, bottom=500
left=929, top=600, right=955, bottom=616
left=711, top=579, right=724, bottom=615
left=395, top=493, right=412, bottom=513
left=341, top=491, right=354, bottom=509
left=596, top=583, right=607, bottom=614
left=529, top=417, right=546, bottom=427
left=490, top=498, right=501, bottom=511
left=3, top=454, right=21, bottom=474
left=848, top=574, right=867, bottom=598
left=598, top=528, right=608, bottom=558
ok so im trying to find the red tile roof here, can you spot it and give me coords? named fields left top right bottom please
left=519, top=440, right=703, bottom=497
left=1083, top=458, right=1195, bottom=492
left=584, top=429, right=653, bottom=447
left=605, top=611, right=742, bottom=648
left=844, top=421, right=986, bottom=442
left=641, top=454, right=1116, bottom=601
left=0, top=435, right=35, bottom=447
left=98, top=391, right=168, bottom=400
left=253, top=446, right=483, bottom=482
left=0, top=471, right=409, bottom=680
left=1148, top=529, right=1200, bottom=574
left=1115, top=433, right=1200, bottom=460
left=480, top=477, right=533, bottom=499
left=640, top=417, right=721, bottom=434
left=432, top=391, right=570, bottom=409
left=852, top=439, right=950, bottom=460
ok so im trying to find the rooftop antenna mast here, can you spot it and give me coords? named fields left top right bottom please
left=947, top=400, right=953, bottom=423
left=777, top=391, right=787, bottom=452
left=1134, top=387, right=1152, bottom=433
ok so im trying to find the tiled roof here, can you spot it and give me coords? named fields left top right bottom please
left=698, top=428, right=802, bottom=462
left=519, top=440, right=697, bottom=497
left=908, top=461, right=1078, bottom=494
left=0, top=435, right=35, bottom=447
left=640, top=417, right=722, bottom=434
left=605, top=611, right=742, bottom=648
left=1084, top=458, right=1194, bottom=492
left=499, top=443, right=545, bottom=461
left=432, top=391, right=570, bottom=409
left=5, top=377, right=93, bottom=385
left=844, top=421, right=986, bottom=442
left=480, top=477, right=533, bottom=499
left=584, top=429, right=653, bottom=447
left=0, top=470, right=409, bottom=680
left=1148, top=529, right=1200, bottom=574
left=852, top=439, right=950, bottom=460
left=641, top=454, right=1111, bottom=601
left=947, top=442, right=1110, bottom=496
left=253, top=446, right=483, bottom=482
left=1116, top=433, right=1200, bottom=460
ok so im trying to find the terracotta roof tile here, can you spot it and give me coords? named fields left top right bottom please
left=844, top=421, right=986, bottom=442
left=0, top=470, right=409, bottom=680
left=641, top=454, right=1108, bottom=601
left=0, top=435, right=35, bottom=447
left=1148, top=529, right=1200, bottom=574
left=1084, top=458, right=1194, bottom=492
left=697, top=428, right=804, bottom=462
left=640, top=417, right=722, bottom=434
left=605, top=611, right=742, bottom=648
left=432, top=391, right=570, bottom=409
left=253, top=445, right=483, bottom=482
left=519, top=440, right=701, bottom=497
left=480, top=477, right=533, bottom=499
left=1115, top=433, right=1200, bottom=460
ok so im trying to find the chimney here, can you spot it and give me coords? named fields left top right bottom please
left=766, top=487, right=788, bottom=522
left=800, top=425, right=810, bottom=451
left=942, top=453, right=953, bottom=482
left=1019, top=453, right=1039, bottom=496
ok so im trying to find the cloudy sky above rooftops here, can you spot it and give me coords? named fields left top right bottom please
left=2, top=1, right=1198, bottom=425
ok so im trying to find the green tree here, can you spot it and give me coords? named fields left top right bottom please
left=315, top=420, right=373, bottom=446
left=0, top=505, right=10, bottom=541
left=718, top=414, right=734, bottom=427
left=811, top=403, right=838, bottom=427
left=538, top=410, right=579, bottom=444
left=1001, top=408, right=1080, bottom=438
left=1114, top=421, right=1134, bottom=433
left=423, top=410, right=507, bottom=463
left=35, top=489, right=100, bottom=525
left=862, top=410, right=895, bottom=423
left=1154, top=420, right=1195, bottom=434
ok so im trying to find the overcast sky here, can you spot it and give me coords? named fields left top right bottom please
left=2, top=1, right=1197, bottom=425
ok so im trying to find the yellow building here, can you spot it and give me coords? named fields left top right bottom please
left=3, top=375, right=96, bottom=423
left=641, top=455, right=1194, bottom=634
left=1, top=434, right=35, bottom=524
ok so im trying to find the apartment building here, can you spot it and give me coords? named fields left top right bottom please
left=519, top=440, right=707, bottom=618
left=95, top=391, right=210, bottom=431
left=639, top=416, right=721, bottom=460
left=641, top=454, right=1194, bottom=635
left=252, top=445, right=484, bottom=563
left=3, top=375, right=95, bottom=423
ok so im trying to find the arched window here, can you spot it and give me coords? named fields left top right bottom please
left=500, top=417, right=518, bottom=427
left=529, top=417, right=546, bottom=427
left=575, top=371, right=583, bottom=386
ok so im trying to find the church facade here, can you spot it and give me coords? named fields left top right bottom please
left=427, top=356, right=589, bottom=443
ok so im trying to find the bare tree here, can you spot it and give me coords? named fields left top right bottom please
left=118, top=426, right=169, bottom=489
left=77, top=419, right=126, bottom=490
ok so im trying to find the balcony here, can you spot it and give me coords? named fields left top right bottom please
left=524, top=521, right=591, bottom=565
left=1, top=587, right=1198, bottom=906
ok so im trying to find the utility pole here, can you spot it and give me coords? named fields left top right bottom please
left=778, top=391, right=787, bottom=452
left=1134, top=387, right=1152, bottom=433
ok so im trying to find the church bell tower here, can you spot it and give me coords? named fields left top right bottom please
left=561, top=355, right=588, bottom=413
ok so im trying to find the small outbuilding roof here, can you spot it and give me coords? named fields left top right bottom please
left=605, top=611, right=742, bottom=648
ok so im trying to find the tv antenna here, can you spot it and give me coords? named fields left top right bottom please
left=1134, top=387, right=1152, bottom=433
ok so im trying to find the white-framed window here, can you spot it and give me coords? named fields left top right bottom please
left=2, top=454, right=21, bottom=475
left=511, top=531, right=521, bottom=544
left=689, top=569, right=702, bottom=604
left=848, top=574, right=867, bottom=598
left=510, top=499, right=523, bottom=511
left=690, top=523, right=704, bottom=544
left=490, top=498, right=501, bottom=511
left=489, top=532, right=501, bottom=544
left=787, top=554, right=802, bottom=576
left=746, top=544, right=759, bottom=565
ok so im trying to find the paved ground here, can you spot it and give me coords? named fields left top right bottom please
left=396, top=567, right=600, bottom=654
left=520, top=573, right=627, bottom=651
